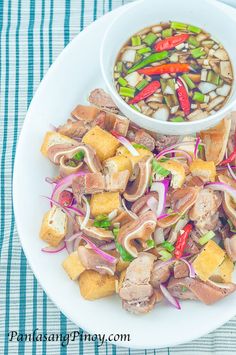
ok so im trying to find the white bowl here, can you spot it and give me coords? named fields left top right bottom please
left=100, top=0, right=236, bottom=135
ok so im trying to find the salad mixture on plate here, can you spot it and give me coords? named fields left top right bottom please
left=40, top=88, right=236, bottom=314
left=114, top=21, right=233, bottom=122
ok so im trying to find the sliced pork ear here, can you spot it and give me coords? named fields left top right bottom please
left=200, top=118, right=231, bottom=165
left=150, top=260, right=171, bottom=288
left=224, top=235, right=236, bottom=262
left=173, top=261, right=189, bottom=279
left=218, top=174, right=236, bottom=228
left=88, top=88, right=119, bottom=113
left=101, top=111, right=129, bottom=137
left=72, top=173, right=105, bottom=196
left=112, top=210, right=137, bottom=227
left=131, top=192, right=159, bottom=215
left=57, top=118, right=89, bottom=139
left=119, top=252, right=156, bottom=314
left=48, top=143, right=102, bottom=173
left=118, top=211, right=157, bottom=258
left=189, top=189, right=222, bottom=235
left=167, top=277, right=236, bottom=305
left=77, top=246, right=117, bottom=276
left=157, top=187, right=200, bottom=228
left=47, top=143, right=78, bottom=164
left=134, top=130, right=156, bottom=151
left=59, top=156, right=83, bottom=177
left=124, top=156, right=152, bottom=202
left=71, top=105, right=100, bottom=122
left=76, top=217, right=114, bottom=241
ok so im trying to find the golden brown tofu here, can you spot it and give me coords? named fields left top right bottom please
left=103, top=155, right=132, bottom=177
left=90, top=192, right=121, bottom=217
left=78, top=270, right=116, bottom=300
left=211, top=257, right=234, bottom=283
left=40, top=206, right=68, bottom=247
left=189, top=159, right=216, bottom=182
left=62, top=251, right=86, bottom=281
left=158, top=160, right=185, bottom=188
left=82, top=126, right=120, bottom=161
left=193, top=240, right=225, bottom=281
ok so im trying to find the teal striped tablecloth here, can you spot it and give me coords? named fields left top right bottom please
left=0, top=0, right=236, bottom=354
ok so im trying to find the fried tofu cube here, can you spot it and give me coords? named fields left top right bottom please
left=62, top=251, right=86, bottom=281
left=40, top=206, right=68, bottom=247
left=193, top=240, right=225, bottom=281
left=189, top=158, right=216, bottom=182
left=211, top=257, right=234, bottom=283
left=90, top=192, right=121, bottom=217
left=82, top=126, right=120, bottom=161
left=158, top=160, right=186, bottom=188
left=78, top=270, right=116, bottom=300
left=41, top=131, right=77, bottom=157
left=103, top=155, right=132, bottom=177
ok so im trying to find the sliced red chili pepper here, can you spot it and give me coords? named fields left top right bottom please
left=128, top=81, right=160, bottom=104
left=155, top=34, right=189, bottom=52
left=138, top=63, right=190, bottom=76
left=219, top=150, right=236, bottom=166
left=176, top=78, right=191, bottom=116
left=59, top=190, right=73, bottom=206
left=174, top=224, right=192, bottom=259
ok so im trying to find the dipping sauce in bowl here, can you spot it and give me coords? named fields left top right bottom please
left=114, top=21, right=233, bottom=122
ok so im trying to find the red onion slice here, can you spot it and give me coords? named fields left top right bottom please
left=194, top=137, right=201, bottom=159
left=66, top=205, right=84, bottom=217
left=79, top=196, right=90, bottom=229
left=41, top=241, right=66, bottom=253
left=100, top=241, right=116, bottom=251
left=180, top=258, right=195, bottom=278
left=150, top=179, right=169, bottom=217
left=156, top=149, right=193, bottom=163
left=147, top=196, right=158, bottom=214
left=45, top=177, right=57, bottom=184
left=80, top=234, right=117, bottom=264
left=160, top=140, right=198, bottom=155
left=51, top=171, right=86, bottom=204
left=160, top=283, right=181, bottom=310
left=225, top=149, right=236, bottom=181
left=111, top=131, right=139, bottom=157
left=206, top=182, right=236, bottom=200
left=217, top=165, right=236, bottom=171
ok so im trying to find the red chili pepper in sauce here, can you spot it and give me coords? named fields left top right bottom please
left=155, top=34, right=190, bottom=52
left=176, top=78, right=191, bottom=116
left=219, top=150, right=236, bottom=166
left=59, top=190, right=73, bottom=206
left=138, top=63, right=190, bottom=76
left=128, top=81, right=160, bottom=104
left=174, top=224, right=192, bottom=259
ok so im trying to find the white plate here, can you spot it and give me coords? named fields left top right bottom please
left=13, top=1, right=236, bottom=349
